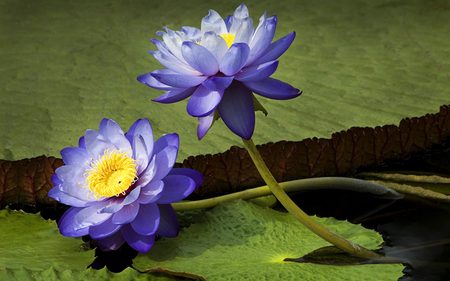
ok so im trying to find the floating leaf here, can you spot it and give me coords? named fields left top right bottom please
left=284, top=246, right=372, bottom=265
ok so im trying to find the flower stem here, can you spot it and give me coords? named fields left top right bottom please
left=242, top=138, right=382, bottom=259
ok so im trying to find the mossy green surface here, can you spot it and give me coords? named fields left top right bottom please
left=1, top=0, right=449, bottom=161
left=134, top=200, right=404, bottom=280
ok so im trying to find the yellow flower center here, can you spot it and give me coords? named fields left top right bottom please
left=220, top=33, right=235, bottom=48
left=83, top=149, right=137, bottom=200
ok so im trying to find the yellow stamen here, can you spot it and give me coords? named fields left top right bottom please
left=220, top=33, right=235, bottom=48
left=83, top=149, right=137, bottom=200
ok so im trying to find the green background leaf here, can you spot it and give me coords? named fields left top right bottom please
left=1, top=0, right=449, bottom=162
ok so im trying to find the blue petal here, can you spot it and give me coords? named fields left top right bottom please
left=197, top=111, right=214, bottom=140
left=153, top=133, right=179, bottom=155
left=187, top=85, right=224, bottom=117
left=234, top=17, right=254, bottom=45
left=217, top=81, right=255, bottom=140
left=251, top=32, right=296, bottom=66
left=202, top=76, right=234, bottom=91
left=96, top=229, right=125, bottom=251
left=153, top=87, right=196, bottom=104
left=168, top=168, right=204, bottom=189
left=157, top=175, right=197, bottom=204
left=181, top=42, right=219, bottom=76
left=151, top=69, right=207, bottom=88
left=84, top=129, right=115, bottom=159
left=155, top=204, right=179, bottom=238
left=137, top=73, right=178, bottom=91
left=150, top=39, right=198, bottom=75
left=181, top=26, right=201, bottom=41
left=78, top=136, right=86, bottom=149
left=121, top=223, right=156, bottom=253
left=243, top=78, right=301, bottom=100
left=48, top=187, right=94, bottom=207
left=132, top=135, right=149, bottom=175
left=246, top=16, right=277, bottom=66
left=58, top=207, right=89, bottom=237
left=201, top=9, right=227, bottom=36
left=235, top=61, right=279, bottom=82
left=135, top=155, right=157, bottom=188
left=55, top=165, right=85, bottom=183
left=60, top=147, right=89, bottom=166
left=74, top=199, right=114, bottom=229
left=201, top=32, right=228, bottom=63
left=130, top=203, right=160, bottom=236
left=59, top=181, right=97, bottom=203
left=219, top=43, right=250, bottom=76
left=152, top=145, right=178, bottom=182
left=99, top=119, right=131, bottom=151
left=137, top=180, right=164, bottom=204
left=129, top=118, right=154, bottom=159
left=112, top=202, right=139, bottom=224
left=89, top=216, right=122, bottom=240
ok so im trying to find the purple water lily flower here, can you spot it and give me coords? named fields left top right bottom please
left=138, top=3, right=301, bottom=140
left=48, top=118, right=203, bottom=253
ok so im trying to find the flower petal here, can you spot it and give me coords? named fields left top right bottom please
left=132, top=135, right=149, bottom=175
left=201, top=9, right=227, bottom=36
left=219, top=43, right=250, bottom=76
left=168, top=168, right=204, bottom=189
left=157, top=175, right=197, bottom=204
left=152, top=145, right=178, bottom=181
left=187, top=85, right=224, bottom=117
left=58, top=207, right=89, bottom=237
left=74, top=199, right=114, bottom=229
left=251, top=31, right=296, bottom=66
left=112, top=202, right=139, bottom=224
left=202, top=76, right=234, bottom=91
left=201, top=32, right=228, bottom=63
left=59, top=181, right=97, bottom=203
left=60, top=147, right=89, bottom=166
left=130, top=203, right=160, bottom=236
left=153, top=133, right=180, bottom=155
left=48, top=186, right=94, bottom=207
left=84, top=129, right=115, bottom=159
left=135, top=155, right=157, bottom=188
left=155, top=204, right=179, bottom=238
left=151, top=69, right=207, bottom=88
left=181, top=41, right=219, bottom=76
left=217, top=81, right=255, bottom=140
left=137, top=72, right=178, bottom=91
left=89, top=216, right=122, bottom=240
left=138, top=180, right=164, bottom=204
left=246, top=15, right=277, bottom=66
left=96, top=229, right=126, bottom=251
left=197, top=111, right=214, bottom=140
left=99, top=119, right=131, bottom=151
left=122, top=224, right=156, bottom=253
left=235, top=61, right=279, bottom=82
left=234, top=17, right=254, bottom=45
left=243, top=77, right=301, bottom=100
left=153, top=87, right=196, bottom=104
left=55, top=165, right=85, bottom=184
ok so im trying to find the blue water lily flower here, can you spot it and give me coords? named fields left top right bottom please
left=138, top=3, right=301, bottom=140
left=48, top=118, right=203, bottom=253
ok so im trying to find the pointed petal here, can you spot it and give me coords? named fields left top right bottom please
left=96, top=229, right=126, bottom=251
left=217, top=81, right=255, bottom=140
left=244, top=78, right=301, bottom=100
left=60, top=147, right=89, bottom=166
left=55, top=165, right=85, bottom=184
left=202, top=76, right=234, bottom=91
left=234, top=17, right=254, bottom=45
left=157, top=175, right=197, bottom=204
left=187, top=85, right=224, bottom=117
left=48, top=187, right=94, bottom=207
left=151, top=69, right=207, bottom=88
left=98, top=119, right=131, bottom=150
left=246, top=16, right=277, bottom=66
left=58, top=207, right=89, bottom=237
left=135, top=155, right=157, bottom=187
left=201, top=9, right=227, bottom=36
left=129, top=118, right=154, bottom=158
left=251, top=32, right=296, bottom=65
left=155, top=204, right=179, bottom=238
left=112, top=202, right=139, bottom=224
left=137, top=72, right=178, bottom=91
left=201, top=32, right=228, bottom=63
left=235, top=61, right=279, bottom=82
left=181, top=41, right=219, bottom=76
left=137, top=180, right=164, bottom=204
left=130, top=203, right=160, bottom=236
left=122, top=224, right=156, bottom=253
left=89, top=216, right=122, bottom=239
left=132, top=135, right=149, bottom=175
left=74, top=199, right=114, bottom=229
left=84, top=129, right=115, bottom=159
left=168, top=168, right=204, bottom=189
left=197, top=112, right=214, bottom=140
left=152, top=146, right=178, bottom=181
left=153, top=87, right=196, bottom=104
left=59, top=181, right=97, bottom=203
left=154, top=133, right=179, bottom=155
left=219, top=43, right=250, bottom=76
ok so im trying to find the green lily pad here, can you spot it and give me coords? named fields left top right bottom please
left=134, top=200, right=404, bottom=280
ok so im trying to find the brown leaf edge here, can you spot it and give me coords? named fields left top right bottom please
left=1, top=105, right=449, bottom=208
left=140, top=266, right=207, bottom=281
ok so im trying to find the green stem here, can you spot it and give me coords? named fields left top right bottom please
left=242, top=138, right=382, bottom=259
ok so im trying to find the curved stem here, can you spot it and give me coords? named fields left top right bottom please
left=242, top=138, right=382, bottom=259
